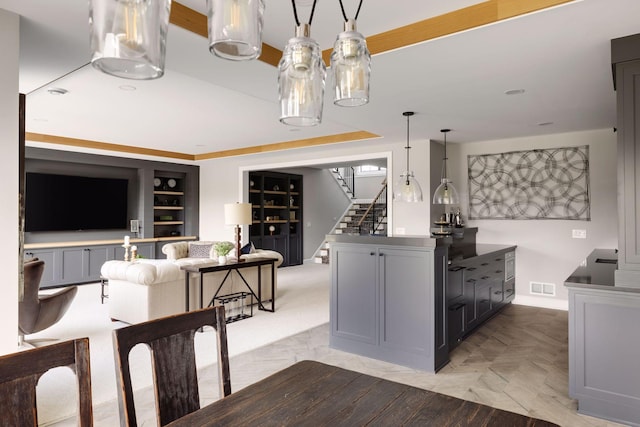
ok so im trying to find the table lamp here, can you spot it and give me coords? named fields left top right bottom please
left=224, top=202, right=252, bottom=262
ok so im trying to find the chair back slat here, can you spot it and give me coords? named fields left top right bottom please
left=0, top=337, right=93, bottom=427
left=113, top=306, right=231, bottom=427
left=151, top=331, right=200, bottom=425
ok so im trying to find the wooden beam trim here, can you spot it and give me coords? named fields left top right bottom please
left=365, top=0, right=574, bottom=55
left=194, top=131, right=380, bottom=160
left=25, top=133, right=195, bottom=161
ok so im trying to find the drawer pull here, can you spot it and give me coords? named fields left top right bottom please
left=467, top=267, right=476, bottom=271
left=494, top=290, right=503, bottom=295
left=466, top=279, right=476, bottom=283
left=481, top=262, right=489, bottom=266
left=481, top=276, right=490, bottom=280
left=448, top=266, right=464, bottom=272
left=495, top=270, right=503, bottom=274
left=370, top=252, right=375, bottom=256
left=449, top=303, right=465, bottom=311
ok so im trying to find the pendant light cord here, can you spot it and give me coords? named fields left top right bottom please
left=405, top=114, right=411, bottom=185
left=292, top=0, right=318, bottom=27
left=338, top=0, right=364, bottom=22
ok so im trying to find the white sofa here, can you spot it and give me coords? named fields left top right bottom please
left=101, top=241, right=283, bottom=324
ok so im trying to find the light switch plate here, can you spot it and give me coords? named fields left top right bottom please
left=572, top=229, right=587, bottom=239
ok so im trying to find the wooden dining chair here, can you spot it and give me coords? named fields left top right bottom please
left=112, top=306, right=231, bottom=426
left=0, top=337, right=92, bottom=426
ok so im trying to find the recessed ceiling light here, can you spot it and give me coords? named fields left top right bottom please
left=504, top=89, right=525, bottom=95
left=47, top=87, right=68, bottom=95
left=119, top=85, right=137, bottom=91
left=537, top=121, right=554, bottom=126
left=33, top=118, right=48, bottom=122
left=289, top=128, right=301, bottom=132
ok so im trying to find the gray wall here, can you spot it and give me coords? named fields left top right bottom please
left=450, top=128, right=617, bottom=309
left=354, top=174, right=387, bottom=200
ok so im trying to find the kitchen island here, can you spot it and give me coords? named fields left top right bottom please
left=326, top=234, right=516, bottom=372
left=565, top=249, right=640, bottom=427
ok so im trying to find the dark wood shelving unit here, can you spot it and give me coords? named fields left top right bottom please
left=248, top=171, right=302, bottom=267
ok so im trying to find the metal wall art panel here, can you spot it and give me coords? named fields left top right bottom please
left=467, top=145, right=590, bottom=220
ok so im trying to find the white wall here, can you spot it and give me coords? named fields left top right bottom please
left=0, top=10, right=20, bottom=354
left=354, top=174, right=387, bottom=200
left=450, top=128, right=617, bottom=309
left=197, top=138, right=432, bottom=245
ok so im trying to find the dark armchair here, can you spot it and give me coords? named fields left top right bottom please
left=19, top=258, right=77, bottom=342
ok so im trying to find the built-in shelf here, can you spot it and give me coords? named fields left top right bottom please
left=249, top=171, right=302, bottom=267
left=154, top=174, right=186, bottom=238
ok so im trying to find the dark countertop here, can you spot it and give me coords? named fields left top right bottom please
left=449, top=243, right=517, bottom=263
left=325, top=234, right=437, bottom=248
left=565, top=249, right=640, bottom=294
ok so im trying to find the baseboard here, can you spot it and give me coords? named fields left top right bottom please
left=512, top=295, right=568, bottom=311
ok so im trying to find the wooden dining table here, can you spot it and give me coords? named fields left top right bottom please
left=167, top=360, right=559, bottom=426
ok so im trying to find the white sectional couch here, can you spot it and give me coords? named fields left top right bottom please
left=101, top=241, right=283, bottom=324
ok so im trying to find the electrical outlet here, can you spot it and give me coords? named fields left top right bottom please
left=572, top=229, right=587, bottom=239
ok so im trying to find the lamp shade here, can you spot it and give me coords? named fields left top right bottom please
left=330, top=19, right=371, bottom=107
left=224, top=202, right=252, bottom=225
left=394, top=171, right=423, bottom=202
left=433, top=179, right=460, bottom=205
left=278, top=24, right=326, bottom=126
left=207, top=0, right=265, bottom=61
left=89, top=0, right=171, bottom=80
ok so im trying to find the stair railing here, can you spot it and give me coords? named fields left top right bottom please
left=332, top=167, right=356, bottom=198
left=357, top=179, right=387, bottom=235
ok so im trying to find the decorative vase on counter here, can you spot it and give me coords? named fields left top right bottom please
left=218, top=255, right=227, bottom=264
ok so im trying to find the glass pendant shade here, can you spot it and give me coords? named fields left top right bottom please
left=432, top=129, right=460, bottom=204
left=433, top=179, right=460, bottom=204
left=393, top=111, right=423, bottom=202
left=278, top=24, right=326, bottom=126
left=330, top=19, right=371, bottom=107
left=89, top=0, right=171, bottom=80
left=207, top=0, right=264, bottom=61
left=394, top=171, right=423, bottom=202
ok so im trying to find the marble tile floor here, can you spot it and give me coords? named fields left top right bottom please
left=53, top=304, right=627, bottom=426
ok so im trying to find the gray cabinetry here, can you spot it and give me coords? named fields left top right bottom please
left=612, top=34, right=640, bottom=287
left=330, top=236, right=442, bottom=372
left=448, top=246, right=516, bottom=350
left=331, top=244, right=377, bottom=345
left=565, top=249, right=640, bottom=426
left=25, top=241, right=156, bottom=289
left=24, top=249, right=57, bottom=286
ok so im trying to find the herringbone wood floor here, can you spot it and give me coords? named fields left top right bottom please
left=87, top=304, right=626, bottom=426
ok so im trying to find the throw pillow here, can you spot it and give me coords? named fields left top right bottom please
left=188, top=242, right=213, bottom=258
left=240, top=241, right=256, bottom=254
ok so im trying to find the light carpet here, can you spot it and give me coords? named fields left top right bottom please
left=30, top=263, right=330, bottom=426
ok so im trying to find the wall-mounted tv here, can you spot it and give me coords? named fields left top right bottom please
left=25, top=172, right=128, bottom=232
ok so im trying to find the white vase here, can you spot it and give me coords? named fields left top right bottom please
left=218, top=255, right=227, bottom=264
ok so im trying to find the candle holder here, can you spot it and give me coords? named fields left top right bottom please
left=122, top=244, right=131, bottom=262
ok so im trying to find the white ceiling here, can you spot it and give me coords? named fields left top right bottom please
left=2, top=0, right=639, bottom=158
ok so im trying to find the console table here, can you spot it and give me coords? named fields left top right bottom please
left=180, top=258, right=276, bottom=314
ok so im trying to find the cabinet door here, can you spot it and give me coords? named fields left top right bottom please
left=288, top=236, right=301, bottom=265
left=491, top=279, right=505, bottom=307
left=463, top=275, right=478, bottom=329
left=262, top=236, right=288, bottom=265
left=379, top=248, right=431, bottom=356
left=85, top=246, right=109, bottom=281
left=24, top=249, right=58, bottom=288
left=60, top=248, right=84, bottom=284
left=504, top=279, right=515, bottom=302
left=476, top=280, right=493, bottom=320
left=331, top=244, right=378, bottom=345
left=448, top=297, right=466, bottom=349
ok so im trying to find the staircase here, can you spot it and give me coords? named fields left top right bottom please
left=314, top=179, right=388, bottom=264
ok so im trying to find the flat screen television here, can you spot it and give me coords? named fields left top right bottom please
left=25, top=172, right=128, bottom=232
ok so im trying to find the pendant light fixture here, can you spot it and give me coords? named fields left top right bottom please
left=278, top=0, right=326, bottom=126
left=393, top=112, right=423, bottom=202
left=89, top=0, right=172, bottom=80
left=207, top=0, right=265, bottom=61
left=330, top=0, right=370, bottom=107
left=432, top=129, right=460, bottom=205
